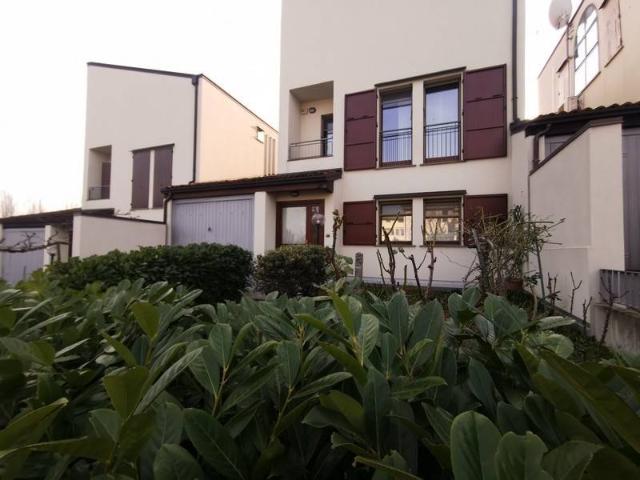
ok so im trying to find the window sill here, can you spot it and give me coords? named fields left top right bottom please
left=377, top=161, right=414, bottom=170
left=288, top=155, right=333, bottom=162
left=377, top=241, right=414, bottom=247
left=422, top=156, right=461, bottom=166
left=420, top=242, right=465, bottom=248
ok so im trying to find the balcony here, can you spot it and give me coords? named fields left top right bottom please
left=380, top=128, right=412, bottom=166
left=87, top=185, right=110, bottom=200
left=289, top=137, right=333, bottom=161
left=424, top=121, right=460, bottom=162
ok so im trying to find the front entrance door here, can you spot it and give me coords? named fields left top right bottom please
left=623, top=128, right=640, bottom=271
left=276, top=200, right=325, bottom=247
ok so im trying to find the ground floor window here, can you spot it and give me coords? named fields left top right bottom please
left=423, top=198, right=462, bottom=244
left=276, top=201, right=324, bottom=246
left=379, top=201, right=412, bottom=243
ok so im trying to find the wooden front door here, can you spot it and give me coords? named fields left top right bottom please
left=276, top=200, right=325, bottom=247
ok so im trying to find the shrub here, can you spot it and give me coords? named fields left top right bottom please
left=255, top=245, right=328, bottom=296
left=46, top=243, right=253, bottom=303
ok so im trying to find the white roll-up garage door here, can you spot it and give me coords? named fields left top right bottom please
left=1, top=228, right=45, bottom=284
left=171, top=195, right=254, bottom=252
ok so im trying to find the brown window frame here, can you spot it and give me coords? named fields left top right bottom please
left=423, top=197, right=463, bottom=246
left=378, top=200, right=413, bottom=245
left=423, top=80, right=462, bottom=164
left=276, top=200, right=325, bottom=247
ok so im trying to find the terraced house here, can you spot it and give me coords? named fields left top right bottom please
left=165, top=0, right=526, bottom=289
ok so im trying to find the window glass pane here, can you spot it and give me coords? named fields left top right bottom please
left=577, top=20, right=585, bottom=40
left=381, top=203, right=412, bottom=216
left=575, top=39, right=585, bottom=67
left=585, top=7, right=597, bottom=28
left=586, top=25, right=598, bottom=52
left=425, top=84, right=459, bottom=159
left=575, top=64, right=586, bottom=93
left=381, top=90, right=412, bottom=164
left=381, top=215, right=412, bottom=243
left=586, top=49, right=599, bottom=84
left=424, top=199, right=460, bottom=243
left=282, top=206, right=306, bottom=244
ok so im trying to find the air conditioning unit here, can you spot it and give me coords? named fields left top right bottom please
left=565, top=96, right=579, bottom=112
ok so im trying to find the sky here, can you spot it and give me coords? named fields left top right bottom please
left=0, top=0, right=578, bottom=214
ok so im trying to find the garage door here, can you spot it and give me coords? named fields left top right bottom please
left=171, top=195, right=254, bottom=252
left=1, top=228, right=45, bottom=284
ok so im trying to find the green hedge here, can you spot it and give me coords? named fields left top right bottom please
left=255, top=245, right=328, bottom=296
left=46, top=243, right=253, bottom=303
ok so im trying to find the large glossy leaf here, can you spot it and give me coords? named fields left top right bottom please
left=356, top=314, right=379, bottom=365
left=495, top=432, right=552, bottom=480
left=0, top=398, right=68, bottom=450
left=101, top=332, right=138, bottom=367
left=541, top=351, right=640, bottom=454
left=320, top=342, right=367, bottom=384
left=450, top=411, right=500, bottom=480
left=364, top=368, right=391, bottom=455
left=220, top=364, right=276, bottom=414
left=0, top=437, right=113, bottom=462
left=136, top=347, right=202, bottom=414
left=103, top=366, right=149, bottom=419
left=388, top=292, right=410, bottom=344
left=320, top=390, right=365, bottom=433
left=380, top=333, right=399, bottom=379
left=145, top=402, right=183, bottom=458
left=292, top=372, right=352, bottom=399
left=132, top=302, right=160, bottom=340
left=542, top=441, right=602, bottom=480
left=209, top=323, right=233, bottom=370
left=328, top=291, right=355, bottom=337
left=468, top=358, right=498, bottom=418
left=355, top=452, right=421, bottom=480
left=422, top=403, right=453, bottom=444
left=89, top=409, right=121, bottom=442
left=116, top=411, right=156, bottom=463
left=277, top=340, right=301, bottom=388
left=153, top=444, right=205, bottom=480
left=582, top=445, right=640, bottom=479
left=496, top=402, right=528, bottom=435
left=184, top=408, right=247, bottom=480
left=392, top=376, right=446, bottom=400
left=189, top=345, right=220, bottom=395
left=0, top=337, right=55, bottom=366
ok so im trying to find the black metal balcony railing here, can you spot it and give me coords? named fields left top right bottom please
left=381, top=128, right=412, bottom=165
left=425, top=121, right=460, bottom=161
left=88, top=185, right=110, bottom=200
left=289, top=138, right=333, bottom=160
left=600, top=269, right=640, bottom=311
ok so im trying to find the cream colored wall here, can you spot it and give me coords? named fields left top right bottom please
left=42, top=224, right=70, bottom=266
left=538, top=0, right=638, bottom=114
left=279, top=0, right=525, bottom=175
left=82, top=66, right=196, bottom=221
left=72, top=214, right=166, bottom=258
left=529, top=123, right=625, bottom=316
left=196, top=78, right=278, bottom=182
left=297, top=99, right=333, bottom=143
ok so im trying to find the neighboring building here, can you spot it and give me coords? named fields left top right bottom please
left=538, top=0, right=639, bottom=114
left=166, top=0, right=526, bottom=288
left=1, top=62, right=278, bottom=283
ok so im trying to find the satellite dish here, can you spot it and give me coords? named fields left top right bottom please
left=549, top=0, right=572, bottom=29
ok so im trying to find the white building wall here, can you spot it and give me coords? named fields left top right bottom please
left=82, top=65, right=196, bottom=222
left=72, top=214, right=166, bottom=258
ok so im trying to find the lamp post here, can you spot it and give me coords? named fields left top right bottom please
left=311, top=209, right=325, bottom=245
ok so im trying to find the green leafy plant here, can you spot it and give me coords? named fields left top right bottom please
left=0, top=277, right=637, bottom=479
left=255, top=245, right=329, bottom=296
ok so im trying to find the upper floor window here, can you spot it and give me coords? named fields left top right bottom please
left=379, top=201, right=412, bottom=244
left=425, top=83, right=460, bottom=162
left=131, top=145, right=173, bottom=210
left=321, top=114, right=333, bottom=157
left=256, top=127, right=266, bottom=143
left=380, top=89, right=412, bottom=166
left=575, top=5, right=599, bottom=94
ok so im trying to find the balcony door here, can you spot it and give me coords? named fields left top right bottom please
left=276, top=200, right=325, bottom=247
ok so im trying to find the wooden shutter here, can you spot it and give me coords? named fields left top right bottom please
left=131, top=149, right=150, bottom=209
left=463, top=194, right=508, bottom=246
left=344, top=90, right=377, bottom=171
left=153, top=146, right=173, bottom=208
left=343, top=201, right=376, bottom=245
left=463, top=65, right=507, bottom=160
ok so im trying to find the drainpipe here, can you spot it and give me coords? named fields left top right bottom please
left=512, top=0, right=519, bottom=123
left=191, top=75, right=199, bottom=183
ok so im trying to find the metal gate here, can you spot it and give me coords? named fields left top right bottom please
left=1, top=228, right=45, bottom=284
left=623, top=128, right=640, bottom=271
left=171, top=196, right=254, bottom=252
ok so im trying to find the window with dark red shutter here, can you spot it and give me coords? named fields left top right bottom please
left=343, top=201, right=376, bottom=245
left=131, top=150, right=151, bottom=209
left=463, top=194, right=508, bottom=246
left=463, top=65, right=507, bottom=160
left=344, top=90, right=377, bottom=171
left=152, top=146, right=173, bottom=208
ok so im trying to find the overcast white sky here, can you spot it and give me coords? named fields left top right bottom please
left=0, top=0, right=577, bottom=214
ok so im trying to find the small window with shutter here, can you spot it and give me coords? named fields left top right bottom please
left=131, top=145, right=173, bottom=209
left=463, top=194, right=508, bottom=246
